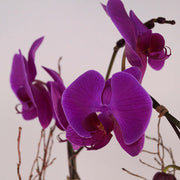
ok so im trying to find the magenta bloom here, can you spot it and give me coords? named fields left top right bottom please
left=44, top=67, right=112, bottom=150
left=10, top=37, right=53, bottom=128
left=103, top=0, right=171, bottom=80
left=62, top=67, right=152, bottom=156
left=43, top=67, right=68, bottom=130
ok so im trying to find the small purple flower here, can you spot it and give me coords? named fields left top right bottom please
left=10, top=37, right=53, bottom=128
left=103, top=0, right=171, bottom=81
left=153, top=172, right=177, bottom=180
left=62, top=67, right=152, bottom=156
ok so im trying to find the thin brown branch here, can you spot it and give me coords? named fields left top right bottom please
left=15, top=104, right=22, bottom=114
left=154, top=157, right=162, bottom=166
left=145, top=135, right=169, bottom=153
left=32, top=174, right=39, bottom=180
left=142, top=149, right=157, bottom=155
left=47, top=158, right=56, bottom=167
left=58, top=56, right=63, bottom=76
left=169, top=148, right=176, bottom=175
left=122, top=168, right=147, bottom=180
left=121, top=49, right=126, bottom=71
left=29, top=129, right=44, bottom=180
left=43, top=128, right=56, bottom=180
left=17, top=127, right=22, bottom=180
left=46, top=134, right=54, bottom=165
left=38, top=125, right=56, bottom=180
left=157, top=118, right=165, bottom=170
left=139, top=159, right=161, bottom=171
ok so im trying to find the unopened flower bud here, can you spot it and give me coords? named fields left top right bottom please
left=153, top=172, right=177, bottom=180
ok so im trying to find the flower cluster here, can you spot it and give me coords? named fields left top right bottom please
left=10, top=0, right=172, bottom=158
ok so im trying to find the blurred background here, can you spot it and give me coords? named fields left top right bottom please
left=1, top=0, right=180, bottom=179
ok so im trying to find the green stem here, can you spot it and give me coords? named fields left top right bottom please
left=67, top=141, right=81, bottom=180
left=163, top=165, right=180, bottom=173
left=105, top=46, right=120, bottom=80
left=121, top=49, right=126, bottom=71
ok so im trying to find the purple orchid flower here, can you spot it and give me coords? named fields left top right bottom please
left=43, top=67, right=68, bottom=130
left=10, top=37, right=53, bottom=128
left=44, top=67, right=112, bottom=150
left=62, top=67, right=152, bottom=156
left=103, top=0, right=171, bottom=81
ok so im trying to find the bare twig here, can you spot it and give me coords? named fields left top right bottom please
left=142, top=149, right=157, bottom=155
left=46, top=133, right=54, bottom=165
left=58, top=57, right=63, bottom=76
left=157, top=118, right=165, bottom=170
left=169, top=148, right=176, bottom=175
left=38, top=124, right=56, bottom=180
left=122, top=168, right=147, bottom=180
left=29, top=129, right=44, bottom=180
left=154, top=157, right=162, bottom=166
left=17, top=127, right=22, bottom=180
left=139, top=159, right=161, bottom=171
left=145, top=136, right=170, bottom=153
left=42, top=126, right=56, bottom=180
left=47, top=158, right=56, bottom=167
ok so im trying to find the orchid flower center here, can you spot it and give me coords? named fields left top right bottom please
left=82, top=113, right=105, bottom=132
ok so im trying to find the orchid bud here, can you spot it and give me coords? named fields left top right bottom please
left=153, top=172, right=176, bottom=180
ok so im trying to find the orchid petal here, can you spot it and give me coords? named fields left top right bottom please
left=113, top=121, right=144, bottom=156
left=50, top=82, right=68, bottom=130
left=148, top=48, right=171, bottom=70
left=148, top=57, right=165, bottom=70
left=150, top=33, right=165, bottom=52
left=130, top=10, right=150, bottom=36
left=31, top=83, right=53, bottom=128
left=87, top=132, right=112, bottom=150
left=123, top=67, right=142, bottom=82
left=10, top=54, right=27, bottom=94
left=125, top=44, right=142, bottom=67
left=43, top=66, right=65, bottom=94
left=62, top=70, right=105, bottom=137
left=101, top=3, right=108, bottom=15
left=66, top=126, right=88, bottom=147
left=102, top=79, right=112, bottom=105
left=106, top=0, right=137, bottom=49
left=66, top=126, right=112, bottom=150
left=110, top=71, right=152, bottom=144
left=99, top=113, right=114, bottom=133
left=28, top=37, right=44, bottom=82
left=22, top=105, right=37, bottom=120
left=136, top=31, right=152, bottom=52
left=66, top=125, right=95, bottom=148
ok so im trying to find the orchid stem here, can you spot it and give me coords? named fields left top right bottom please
left=105, top=46, right=119, bottom=81
left=163, top=165, right=180, bottom=173
left=105, top=39, right=125, bottom=80
left=67, top=141, right=81, bottom=180
left=150, top=96, right=180, bottom=140
left=121, top=49, right=126, bottom=71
